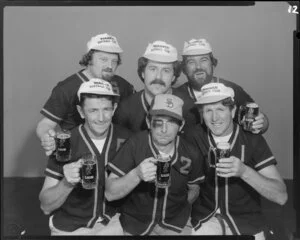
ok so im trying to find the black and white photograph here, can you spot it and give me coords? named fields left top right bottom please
left=2, top=1, right=299, bottom=239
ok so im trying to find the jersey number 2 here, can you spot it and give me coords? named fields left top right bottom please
left=180, top=157, right=192, bottom=174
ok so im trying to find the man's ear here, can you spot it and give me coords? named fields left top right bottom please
left=112, top=103, right=118, bottom=115
left=232, top=105, right=237, bottom=119
left=77, top=105, right=85, bottom=119
left=179, top=120, right=185, bottom=132
left=142, top=72, right=145, bottom=81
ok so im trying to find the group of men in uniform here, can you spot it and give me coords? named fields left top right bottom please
left=37, top=33, right=287, bottom=239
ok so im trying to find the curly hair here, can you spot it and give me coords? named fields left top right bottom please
left=137, top=57, right=181, bottom=85
left=79, top=50, right=122, bottom=67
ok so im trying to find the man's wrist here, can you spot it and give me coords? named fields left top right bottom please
left=62, top=177, right=76, bottom=188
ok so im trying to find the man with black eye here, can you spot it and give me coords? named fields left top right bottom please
left=106, top=94, right=205, bottom=235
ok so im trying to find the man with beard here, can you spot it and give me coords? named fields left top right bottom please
left=177, top=38, right=269, bottom=133
left=39, top=79, right=132, bottom=235
left=182, top=83, right=287, bottom=239
left=105, top=94, right=205, bottom=235
left=37, top=33, right=135, bottom=156
left=112, top=40, right=182, bottom=132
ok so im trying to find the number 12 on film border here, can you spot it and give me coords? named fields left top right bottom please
left=288, top=5, right=299, bottom=14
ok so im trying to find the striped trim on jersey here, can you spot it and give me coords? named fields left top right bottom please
left=140, top=187, right=160, bottom=235
left=78, top=125, right=99, bottom=228
left=78, top=124, right=114, bottom=227
left=141, top=91, right=150, bottom=114
left=45, top=167, right=64, bottom=180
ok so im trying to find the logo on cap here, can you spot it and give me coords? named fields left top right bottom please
left=195, top=83, right=235, bottom=104
left=77, top=78, right=119, bottom=101
left=166, top=98, right=174, bottom=108
left=143, top=40, right=178, bottom=63
left=182, top=38, right=212, bottom=56
left=87, top=33, right=123, bottom=53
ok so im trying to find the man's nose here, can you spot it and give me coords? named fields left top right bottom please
left=161, top=122, right=168, bottom=133
left=156, top=70, right=162, bottom=79
left=98, top=111, right=104, bottom=121
left=212, top=111, right=218, bottom=122
left=195, top=61, right=202, bottom=70
left=105, top=60, right=113, bottom=69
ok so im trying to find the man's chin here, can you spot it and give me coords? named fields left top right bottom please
left=102, top=73, right=114, bottom=81
left=150, top=87, right=167, bottom=96
left=155, top=138, right=173, bottom=146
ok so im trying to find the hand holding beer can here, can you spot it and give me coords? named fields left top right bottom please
left=55, top=129, right=71, bottom=162
left=209, top=142, right=231, bottom=168
left=80, top=153, right=97, bottom=190
left=155, top=155, right=171, bottom=188
left=238, top=102, right=259, bottom=132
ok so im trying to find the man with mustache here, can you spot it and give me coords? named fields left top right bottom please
left=112, top=40, right=182, bottom=132
left=36, top=33, right=135, bottom=156
left=106, top=94, right=205, bottom=235
left=177, top=38, right=269, bottom=133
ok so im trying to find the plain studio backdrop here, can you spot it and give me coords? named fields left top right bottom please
left=3, top=2, right=296, bottom=179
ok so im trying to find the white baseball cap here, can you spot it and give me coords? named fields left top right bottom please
left=195, top=83, right=235, bottom=104
left=149, top=94, right=183, bottom=121
left=77, top=78, right=119, bottom=101
left=87, top=33, right=123, bottom=53
left=182, top=38, right=212, bottom=56
left=143, top=40, right=178, bottom=62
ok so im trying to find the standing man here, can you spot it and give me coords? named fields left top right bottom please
left=177, top=38, right=268, bottom=132
left=106, top=94, right=205, bottom=235
left=39, top=79, right=132, bottom=235
left=37, top=33, right=135, bottom=156
left=113, top=40, right=182, bottom=132
left=182, top=83, right=287, bottom=239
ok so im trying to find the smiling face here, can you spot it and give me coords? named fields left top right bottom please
left=183, top=54, right=214, bottom=90
left=77, top=96, right=116, bottom=139
left=202, top=101, right=236, bottom=137
left=87, top=51, right=119, bottom=81
left=142, top=60, right=175, bottom=97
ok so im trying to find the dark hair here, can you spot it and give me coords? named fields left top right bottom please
left=137, top=57, right=181, bottom=85
left=181, top=53, right=218, bottom=74
left=197, top=97, right=235, bottom=112
left=79, top=93, right=119, bottom=107
left=79, top=50, right=122, bottom=67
